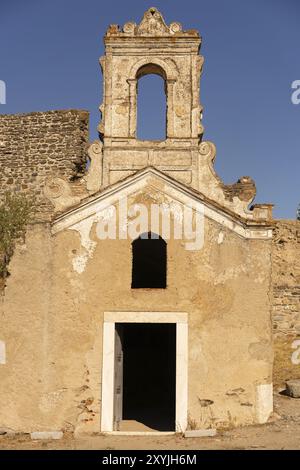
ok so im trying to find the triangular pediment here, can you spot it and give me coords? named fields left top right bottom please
left=52, top=168, right=272, bottom=240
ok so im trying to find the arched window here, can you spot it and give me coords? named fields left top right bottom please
left=131, top=233, right=167, bottom=289
left=136, top=64, right=167, bottom=141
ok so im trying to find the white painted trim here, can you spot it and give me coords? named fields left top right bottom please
left=0, top=341, right=6, bottom=365
left=104, top=311, right=188, bottom=324
left=101, top=312, right=188, bottom=433
left=176, top=323, right=188, bottom=433
left=101, top=322, right=115, bottom=432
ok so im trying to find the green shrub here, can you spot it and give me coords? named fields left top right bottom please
left=0, top=192, right=35, bottom=277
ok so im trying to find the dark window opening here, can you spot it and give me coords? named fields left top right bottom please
left=136, top=72, right=167, bottom=141
left=131, top=232, right=167, bottom=289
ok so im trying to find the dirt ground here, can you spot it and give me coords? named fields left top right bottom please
left=0, top=393, right=299, bottom=451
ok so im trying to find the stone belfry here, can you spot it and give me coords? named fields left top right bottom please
left=95, top=6, right=204, bottom=189
left=87, top=6, right=271, bottom=222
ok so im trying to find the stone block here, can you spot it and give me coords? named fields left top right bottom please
left=30, top=431, right=63, bottom=440
left=286, top=379, right=300, bottom=398
left=184, top=429, right=217, bottom=438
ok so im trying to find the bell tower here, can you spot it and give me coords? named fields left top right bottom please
left=85, top=7, right=269, bottom=222
left=97, top=7, right=204, bottom=189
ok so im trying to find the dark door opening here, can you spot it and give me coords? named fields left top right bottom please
left=114, top=323, right=176, bottom=432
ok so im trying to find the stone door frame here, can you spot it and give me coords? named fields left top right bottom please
left=101, top=311, right=188, bottom=433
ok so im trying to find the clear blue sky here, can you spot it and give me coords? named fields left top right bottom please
left=0, top=0, right=299, bottom=218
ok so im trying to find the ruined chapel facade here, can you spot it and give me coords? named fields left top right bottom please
left=0, top=8, right=299, bottom=435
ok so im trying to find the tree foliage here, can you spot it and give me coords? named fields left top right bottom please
left=0, top=192, right=35, bottom=277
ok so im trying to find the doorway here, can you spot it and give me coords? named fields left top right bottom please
left=101, top=311, right=188, bottom=433
left=114, top=323, right=176, bottom=432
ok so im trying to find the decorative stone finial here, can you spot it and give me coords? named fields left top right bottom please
left=106, top=7, right=199, bottom=37
left=223, top=176, right=257, bottom=204
left=136, top=7, right=170, bottom=36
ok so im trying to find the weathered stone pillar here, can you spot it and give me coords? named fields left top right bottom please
left=166, top=79, right=176, bottom=138
left=127, top=79, right=138, bottom=138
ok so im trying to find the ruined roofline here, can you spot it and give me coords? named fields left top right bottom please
left=273, top=218, right=300, bottom=224
left=105, top=7, right=200, bottom=39
left=51, top=167, right=274, bottom=232
left=0, top=109, right=89, bottom=119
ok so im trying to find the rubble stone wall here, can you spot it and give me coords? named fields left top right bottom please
left=0, top=110, right=89, bottom=220
left=272, top=220, right=300, bottom=386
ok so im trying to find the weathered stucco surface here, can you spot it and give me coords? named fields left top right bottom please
left=0, top=186, right=273, bottom=433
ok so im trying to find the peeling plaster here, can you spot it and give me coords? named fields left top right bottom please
left=217, top=232, right=224, bottom=244
left=39, top=389, right=67, bottom=413
left=68, top=207, right=115, bottom=274
left=216, top=265, right=247, bottom=283
left=72, top=254, right=90, bottom=275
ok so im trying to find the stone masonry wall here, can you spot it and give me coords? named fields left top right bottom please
left=272, top=220, right=300, bottom=387
left=0, top=110, right=89, bottom=220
